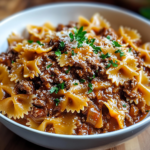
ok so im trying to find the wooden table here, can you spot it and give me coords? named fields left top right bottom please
left=0, top=0, right=149, bottom=150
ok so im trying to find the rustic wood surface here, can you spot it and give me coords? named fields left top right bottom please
left=0, top=0, right=149, bottom=150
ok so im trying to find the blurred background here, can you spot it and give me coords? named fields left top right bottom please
left=0, top=0, right=150, bottom=21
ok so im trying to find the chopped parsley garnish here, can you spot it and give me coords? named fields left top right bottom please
left=77, top=43, right=83, bottom=48
left=115, top=49, right=125, bottom=57
left=71, top=50, right=77, bottom=56
left=12, top=60, right=14, bottom=64
left=75, top=26, right=87, bottom=43
left=112, top=40, right=121, bottom=47
left=51, top=75, right=54, bottom=77
left=129, top=48, right=132, bottom=52
left=58, top=82, right=65, bottom=89
left=36, top=41, right=44, bottom=46
left=96, top=70, right=98, bottom=73
left=59, top=41, right=65, bottom=50
left=28, top=40, right=33, bottom=44
left=109, top=60, right=118, bottom=67
left=65, top=66, right=71, bottom=74
left=54, top=98, right=60, bottom=106
left=47, top=64, right=52, bottom=69
left=55, top=49, right=61, bottom=56
left=106, top=63, right=111, bottom=69
left=79, top=79, right=85, bottom=83
left=106, top=35, right=111, bottom=40
left=73, top=83, right=78, bottom=85
left=50, top=82, right=65, bottom=94
left=92, top=45, right=102, bottom=54
left=89, top=75, right=95, bottom=80
left=100, top=53, right=111, bottom=59
left=146, top=110, right=149, bottom=112
left=86, top=38, right=95, bottom=46
left=64, top=51, right=68, bottom=54
left=69, top=33, right=74, bottom=42
left=88, top=82, right=93, bottom=94
left=50, top=86, right=59, bottom=94
left=72, top=47, right=75, bottom=49
left=106, top=60, right=118, bottom=69
left=123, top=104, right=126, bottom=108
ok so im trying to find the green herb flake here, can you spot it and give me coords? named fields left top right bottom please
left=105, top=63, right=111, bottom=69
left=59, top=41, right=65, bottom=50
left=100, top=53, right=111, bottom=59
left=86, top=38, right=95, bottom=46
left=69, top=33, right=74, bottom=42
left=96, top=70, right=98, bottom=73
left=72, top=47, right=75, bottom=49
left=115, top=49, right=125, bottom=57
left=65, top=66, right=71, bottom=74
left=50, top=86, right=59, bottom=94
left=71, top=50, right=77, bottom=56
left=54, top=98, right=60, bottom=106
left=36, top=41, right=44, bottom=46
left=93, top=74, right=95, bottom=79
left=12, top=61, right=14, bottom=64
left=28, top=40, right=33, bottom=44
left=64, top=51, right=68, bottom=54
left=112, top=40, right=122, bottom=47
left=55, top=49, right=61, bottom=56
left=123, top=104, right=126, bottom=108
left=79, top=79, right=85, bottom=83
left=106, top=35, right=111, bottom=40
left=73, top=83, right=78, bottom=85
left=109, top=60, right=118, bottom=67
left=58, top=82, right=65, bottom=89
left=129, top=48, right=132, bottom=52
left=88, top=82, right=93, bottom=94
left=146, top=110, right=149, bottom=112
left=51, top=75, right=54, bottom=77
left=47, top=64, right=52, bottom=69
left=92, top=45, right=102, bottom=54
left=77, top=43, right=83, bottom=48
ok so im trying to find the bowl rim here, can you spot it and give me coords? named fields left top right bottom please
left=0, top=2, right=150, bottom=139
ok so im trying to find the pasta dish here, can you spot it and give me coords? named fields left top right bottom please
left=0, top=14, right=150, bottom=135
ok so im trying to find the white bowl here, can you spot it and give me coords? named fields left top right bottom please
left=0, top=3, right=150, bottom=150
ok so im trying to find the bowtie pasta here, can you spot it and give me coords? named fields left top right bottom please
left=0, top=13, right=150, bottom=135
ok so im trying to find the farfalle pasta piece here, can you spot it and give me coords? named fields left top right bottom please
left=119, top=26, right=141, bottom=50
left=0, top=94, right=35, bottom=119
left=43, top=22, right=56, bottom=31
left=27, top=113, right=77, bottom=135
left=14, top=42, right=53, bottom=54
left=138, top=50, right=150, bottom=67
left=86, top=106, right=103, bottom=128
left=0, top=64, right=15, bottom=96
left=104, top=99, right=127, bottom=129
left=135, top=69, right=150, bottom=106
left=27, top=25, right=49, bottom=39
left=9, top=62, right=24, bottom=82
left=58, top=83, right=89, bottom=113
left=7, top=32, right=23, bottom=45
left=9, top=51, right=41, bottom=81
left=79, top=13, right=110, bottom=33
left=142, top=42, right=150, bottom=50
left=57, top=53, right=70, bottom=67
left=106, top=57, right=138, bottom=86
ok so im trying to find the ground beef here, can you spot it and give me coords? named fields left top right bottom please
left=56, top=21, right=77, bottom=32
left=98, top=27, right=118, bottom=41
left=16, top=80, right=34, bottom=94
